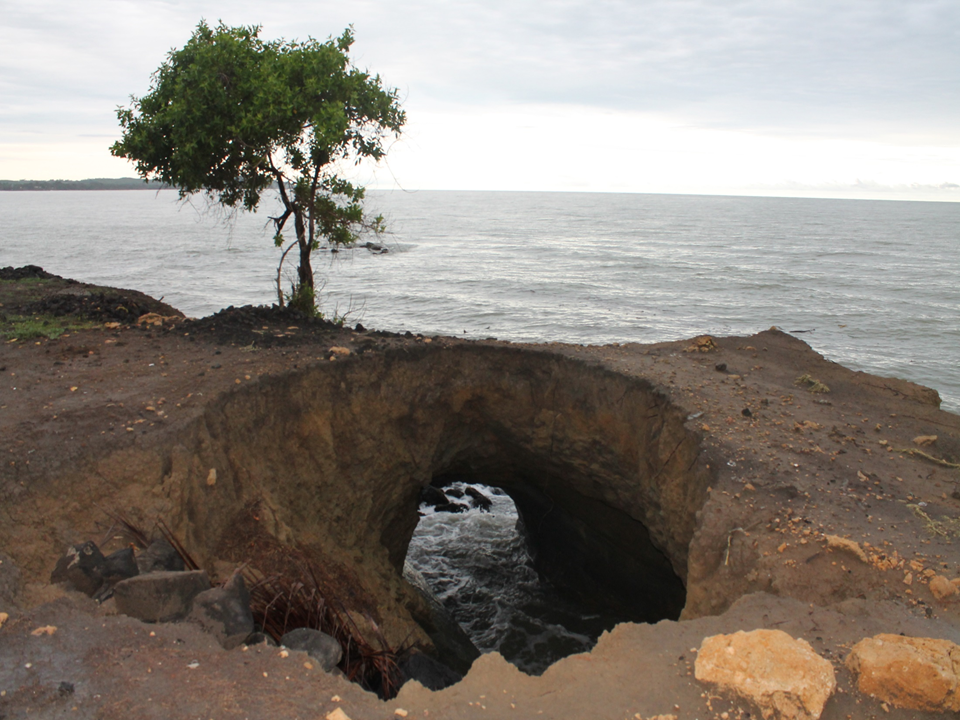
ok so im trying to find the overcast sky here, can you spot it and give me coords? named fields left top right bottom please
left=1, top=0, right=958, bottom=200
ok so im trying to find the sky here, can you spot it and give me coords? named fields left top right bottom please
left=1, top=0, right=958, bottom=200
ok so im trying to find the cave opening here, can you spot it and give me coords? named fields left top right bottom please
left=404, top=461, right=687, bottom=676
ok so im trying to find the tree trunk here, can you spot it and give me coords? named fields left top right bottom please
left=294, top=210, right=313, bottom=292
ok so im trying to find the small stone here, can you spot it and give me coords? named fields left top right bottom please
left=30, top=625, right=57, bottom=636
left=929, top=575, right=958, bottom=602
left=326, top=709, right=352, bottom=720
left=329, top=346, right=351, bottom=356
left=695, top=629, right=836, bottom=720
left=824, top=535, right=868, bottom=564
left=715, top=363, right=727, bottom=372
left=206, top=468, right=217, bottom=486
left=281, top=628, right=343, bottom=671
left=912, top=435, right=938, bottom=447
left=741, top=407, right=752, bottom=417
left=846, top=634, right=960, bottom=712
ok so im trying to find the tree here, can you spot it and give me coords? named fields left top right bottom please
left=111, top=21, right=405, bottom=314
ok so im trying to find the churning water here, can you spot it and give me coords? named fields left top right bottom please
left=1, top=189, right=957, bottom=412
left=405, top=483, right=613, bottom=675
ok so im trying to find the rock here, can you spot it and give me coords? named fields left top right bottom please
left=434, top=502, right=468, bottom=514
left=823, top=535, right=868, bottom=564
left=929, top=574, right=958, bottom=602
left=399, top=650, right=462, bottom=691
left=187, top=571, right=254, bottom=649
left=102, top=547, right=139, bottom=584
left=0, top=552, right=23, bottom=609
left=846, top=634, right=960, bottom=712
left=50, top=541, right=106, bottom=597
left=243, top=631, right=277, bottom=647
left=464, top=487, right=492, bottom=512
left=912, top=435, right=938, bottom=447
left=136, top=538, right=185, bottom=574
left=419, top=486, right=449, bottom=509
left=280, top=628, right=343, bottom=671
left=695, top=629, right=836, bottom=720
left=113, top=570, right=210, bottom=623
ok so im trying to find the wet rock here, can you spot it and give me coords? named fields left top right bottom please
left=136, top=538, right=185, bottom=574
left=113, top=570, right=210, bottom=623
left=846, top=634, right=960, bottom=712
left=419, top=486, right=449, bottom=509
left=50, top=541, right=106, bottom=597
left=695, top=629, right=836, bottom=720
left=399, top=650, right=462, bottom=691
left=280, top=628, right=343, bottom=671
left=433, top=502, right=468, bottom=514
left=187, top=571, right=254, bottom=649
left=0, top=552, right=23, bottom=609
left=464, top=487, right=492, bottom=512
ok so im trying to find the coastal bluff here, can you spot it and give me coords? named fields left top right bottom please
left=1, top=275, right=959, bottom=719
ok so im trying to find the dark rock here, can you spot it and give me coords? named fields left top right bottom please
left=465, top=487, right=492, bottom=512
left=445, top=488, right=464, bottom=499
left=0, top=552, right=23, bottom=608
left=187, top=571, right=254, bottom=649
left=354, top=323, right=365, bottom=332
left=103, top=547, right=139, bottom=584
left=434, top=502, right=468, bottom=514
left=420, top=486, right=449, bottom=508
left=243, top=631, right=277, bottom=647
left=742, top=407, right=752, bottom=417
left=136, top=538, right=185, bottom=574
left=715, top=362, right=727, bottom=372
left=363, top=242, right=388, bottom=254
left=113, top=570, right=210, bottom=623
left=399, top=650, right=462, bottom=691
left=57, top=681, right=74, bottom=696
left=280, top=628, right=343, bottom=671
left=50, top=542, right=106, bottom=597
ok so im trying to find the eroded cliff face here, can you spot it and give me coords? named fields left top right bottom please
left=159, top=344, right=712, bottom=649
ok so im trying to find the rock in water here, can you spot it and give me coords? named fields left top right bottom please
left=187, top=571, right=254, bottom=649
left=113, top=570, right=210, bottom=623
left=846, top=634, right=960, bottom=712
left=50, top=541, right=106, bottom=597
left=280, top=628, right=343, bottom=671
left=695, top=629, right=835, bottom=720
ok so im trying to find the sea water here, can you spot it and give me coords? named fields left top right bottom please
left=2, top=188, right=958, bottom=671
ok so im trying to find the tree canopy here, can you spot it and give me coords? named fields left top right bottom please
left=111, top=21, right=405, bottom=313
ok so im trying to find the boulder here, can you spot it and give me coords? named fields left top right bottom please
left=102, top=547, right=139, bottom=584
left=464, top=487, right=492, bottom=512
left=695, top=629, right=836, bottom=720
left=280, top=628, right=343, bottom=672
left=187, top=571, right=254, bottom=649
left=113, top=570, right=210, bottom=623
left=243, top=631, right=277, bottom=647
left=136, top=538, right=185, bottom=574
left=845, top=634, right=960, bottom=712
left=50, top=541, right=106, bottom=597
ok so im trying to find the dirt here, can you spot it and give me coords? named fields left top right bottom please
left=1, top=269, right=959, bottom=719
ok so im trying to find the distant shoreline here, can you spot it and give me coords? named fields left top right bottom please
left=0, top=178, right=167, bottom=191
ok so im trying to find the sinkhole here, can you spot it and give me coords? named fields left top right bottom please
left=404, top=469, right=687, bottom=676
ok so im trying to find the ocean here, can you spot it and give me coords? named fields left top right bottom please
left=1, top=188, right=957, bottom=412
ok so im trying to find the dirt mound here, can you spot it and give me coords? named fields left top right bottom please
left=182, top=304, right=347, bottom=347
left=0, top=265, right=62, bottom=281
left=26, top=291, right=160, bottom=324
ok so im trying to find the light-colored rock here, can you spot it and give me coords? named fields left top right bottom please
left=912, top=435, right=938, bottom=446
left=929, top=574, right=958, bottom=602
left=695, top=629, right=836, bottom=720
left=846, top=634, right=960, bottom=712
left=823, top=535, right=868, bottom=564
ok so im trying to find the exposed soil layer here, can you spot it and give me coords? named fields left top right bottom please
left=2, top=271, right=960, bottom=719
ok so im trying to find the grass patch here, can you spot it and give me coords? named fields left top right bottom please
left=0, top=314, right=99, bottom=341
